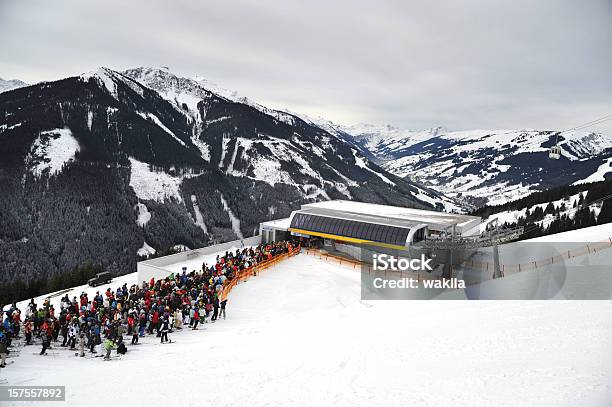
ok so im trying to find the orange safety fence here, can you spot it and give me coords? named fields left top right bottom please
left=303, top=247, right=439, bottom=284
left=304, top=248, right=363, bottom=269
left=220, top=246, right=301, bottom=299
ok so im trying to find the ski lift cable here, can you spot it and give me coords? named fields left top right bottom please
left=548, top=113, right=612, bottom=159
left=556, top=114, right=612, bottom=136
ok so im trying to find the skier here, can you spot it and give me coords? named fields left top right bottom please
left=78, top=330, right=86, bottom=357
left=192, top=308, right=200, bottom=330
left=103, top=338, right=116, bottom=360
left=40, top=319, right=53, bottom=355
left=160, top=317, right=170, bottom=343
left=0, top=329, right=7, bottom=368
left=116, top=337, right=127, bottom=355
left=40, top=332, right=51, bottom=355
left=211, top=296, right=220, bottom=322
left=173, top=309, right=182, bottom=330
left=88, top=324, right=100, bottom=354
left=188, top=307, right=194, bottom=328
left=24, top=319, right=33, bottom=345
left=60, top=318, right=68, bottom=347
left=127, top=313, right=135, bottom=336
left=138, top=310, right=146, bottom=337
left=131, top=324, right=139, bottom=345
left=220, top=298, right=227, bottom=320
left=67, top=319, right=78, bottom=349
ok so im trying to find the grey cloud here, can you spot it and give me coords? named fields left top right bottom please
left=0, top=0, right=610, bottom=133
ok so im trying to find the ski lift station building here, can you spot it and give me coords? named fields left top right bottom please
left=259, top=200, right=482, bottom=254
left=138, top=200, right=481, bottom=281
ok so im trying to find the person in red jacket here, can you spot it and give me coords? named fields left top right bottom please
left=151, top=310, right=159, bottom=335
left=127, top=314, right=135, bottom=335
left=192, top=308, right=200, bottom=330
left=39, top=319, right=54, bottom=355
left=24, top=319, right=33, bottom=345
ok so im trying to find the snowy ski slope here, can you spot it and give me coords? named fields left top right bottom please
left=3, top=249, right=612, bottom=406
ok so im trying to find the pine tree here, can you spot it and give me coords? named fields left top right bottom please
left=598, top=200, right=612, bottom=225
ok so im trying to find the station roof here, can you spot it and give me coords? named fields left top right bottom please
left=290, top=211, right=411, bottom=248
left=299, top=200, right=480, bottom=232
left=260, top=217, right=292, bottom=230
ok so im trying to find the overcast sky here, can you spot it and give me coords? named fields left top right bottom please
left=1, top=0, right=611, bottom=133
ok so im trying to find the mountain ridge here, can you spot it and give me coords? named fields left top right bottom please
left=335, top=122, right=612, bottom=207
left=0, top=66, right=459, bottom=288
left=0, top=77, right=29, bottom=93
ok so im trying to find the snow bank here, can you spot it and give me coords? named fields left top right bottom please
left=573, top=157, right=612, bottom=185
left=29, top=128, right=80, bottom=177
left=525, top=222, right=612, bottom=242
left=128, top=157, right=183, bottom=202
left=136, top=111, right=187, bottom=147
left=219, top=193, right=244, bottom=239
left=190, top=194, right=208, bottom=233
left=137, top=241, right=156, bottom=256
left=134, top=203, right=151, bottom=226
left=353, top=149, right=395, bottom=186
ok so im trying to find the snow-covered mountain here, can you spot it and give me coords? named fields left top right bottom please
left=0, top=77, right=28, bottom=93
left=329, top=122, right=444, bottom=161
left=0, top=66, right=461, bottom=285
left=344, top=125, right=612, bottom=207
left=120, top=67, right=460, bottom=208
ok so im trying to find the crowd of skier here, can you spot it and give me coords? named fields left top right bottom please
left=0, top=240, right=297, bottom=366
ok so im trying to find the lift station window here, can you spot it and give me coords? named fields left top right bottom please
left=290, top=213, right=410, bottom=247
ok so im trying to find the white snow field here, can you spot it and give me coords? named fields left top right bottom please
left=4, top=253, right=612, bottom=407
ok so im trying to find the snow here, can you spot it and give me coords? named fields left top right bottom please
left=81, top=68, right=118, bottom=97
left=260, top=217, right=292, bottom=230
left=302, top=184, right=331, bottom=200
left=573, top=157, right=612, bottom=185
left=221, top=136, right=321, bottom=187
left=481, top=192, right=585, bottom=231
left=136, top=111, right=187, bottom=147
left=0, top=122, right=22, bottom=135
left=250, top=156, right=294, bottom=186
left=414, top=186, right=463, bottom=213
left=128, top=157, right=183, bottom=202
left=86, top=110, right=93, bottom=131
left=324, top=121, right=439, bottom=151
left=378, top=128, right=612, bottom=206
left=134, top=202, right=151, bottom=226
left=525, top=222, right=612, bottom=242
left=218, top=134, right=229, bottom=168
left=352, top=149, right=395, bottom=186
left=29, top=128, right=80, bottom=177
left=333, top=182, right=353, bottom=199
left=4, top=253, right=611, bottom=406
left=192, top=137, right=210, bottom=161
left=121, top=67, right=214, bottom=162
left=0, top=77, right=28, bottom=93
left=206, top=116, right=231, bottom=125
left=172, top=244, right=190, bottom=252
left=219, top=193, right=244, bottom=239
left=190, top=194, right=208, bottom=234
left=137, top=241, right=156, bottom=256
